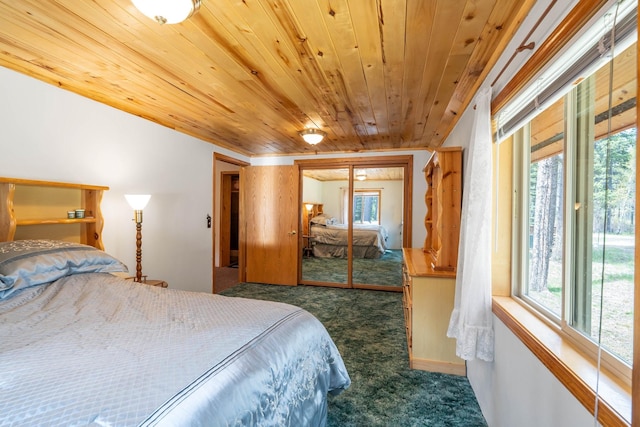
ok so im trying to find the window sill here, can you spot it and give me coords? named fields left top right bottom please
left=492, top=296, right=631, bottom=426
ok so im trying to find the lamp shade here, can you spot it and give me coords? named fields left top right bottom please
left=305, top=203, right=314, bottom=211
left=299, top=128, right=326, bottom=145
left=125, top=194, right=151, bottom=210
left=131, top=0, right=200, bottom=24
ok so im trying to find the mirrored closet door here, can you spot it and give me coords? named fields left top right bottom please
left=351, top=167, right=405, bottom=290
left=301, top=167, right=349, bottom=286
left=298, top=156, right=412, bottom=291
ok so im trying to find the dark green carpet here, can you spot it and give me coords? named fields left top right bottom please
left=302, top=249, right=404, bottom=286
left=221, top=283, right=487, bottom=427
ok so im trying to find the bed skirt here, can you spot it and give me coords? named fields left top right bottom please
left=312, top=243, right=383, bottom=259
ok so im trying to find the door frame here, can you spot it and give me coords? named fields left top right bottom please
left=212, top=152, right=249, bottom=293
left=295, top=155, right=413, bottom=290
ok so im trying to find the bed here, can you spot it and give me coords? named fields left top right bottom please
left=0, top=239, right=351, bottom=426
left=309, top=215, right=388, bottom=259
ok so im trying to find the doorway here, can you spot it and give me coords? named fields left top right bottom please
left=213, top=153, right=249, bottom=293
left=219, top=172, right=239, bottom=267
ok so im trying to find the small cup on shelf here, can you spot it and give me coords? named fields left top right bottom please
left=67, top=211, right=76, bottom=219
left=75, top=209, right=85, bottom=219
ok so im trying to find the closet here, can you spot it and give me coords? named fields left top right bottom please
left=296, top=155, right=413, bottom=290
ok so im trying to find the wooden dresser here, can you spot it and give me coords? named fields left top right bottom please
left=402, top=146, right=464, bottom=376
left=402, top=248, right=465, bottom=376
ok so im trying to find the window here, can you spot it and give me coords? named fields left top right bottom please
left=353, top=190, right=380, bottom=224
left=511, top=26, right=636, bottom=380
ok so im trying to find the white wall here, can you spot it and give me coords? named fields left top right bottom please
left=0, top=65, right=248, bottom=293
left=302, top=175, right=323, bottom=204
left=469, top=320, right=594, bottom=427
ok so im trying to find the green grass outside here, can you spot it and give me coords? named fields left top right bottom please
left=527, top=234, right=634, bottom=363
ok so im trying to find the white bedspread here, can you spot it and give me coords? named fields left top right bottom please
left=0, top=273, right=350, bottom=426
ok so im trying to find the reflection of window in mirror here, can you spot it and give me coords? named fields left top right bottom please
left=353, top=190, right=380, bottom=225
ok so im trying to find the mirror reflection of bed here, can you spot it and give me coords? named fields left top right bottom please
left=301, top=165, right=406, bottom=291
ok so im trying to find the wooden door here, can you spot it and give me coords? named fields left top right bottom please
left=241, top=165, right=299, bottom=286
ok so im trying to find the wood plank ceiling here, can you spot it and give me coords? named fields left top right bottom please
left=0, top=0, right=534, bottom=157
left=304, top=166, right=403, bottom=182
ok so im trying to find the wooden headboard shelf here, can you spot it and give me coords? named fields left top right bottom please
left=0, top=177, right=109, bottom=249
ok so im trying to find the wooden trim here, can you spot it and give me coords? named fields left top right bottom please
left=491, top=0, right=611, bottom=114
left=493, top=296, right=630, bottom=426
left=406, top=157, right=413, bottom=248
left=0, top=183, right=16, bottom=242
left=352, top=283, right=402, bottom=293
left=213, top=153, right=250, bottom=168
left=295, top=154, right=414, bottom=169
left=410, top=357, right=466, bottom=376
left=301, top=280, right=351, bottom=289
left=219, top=172, right=235, bottom=268
left=633, top=10, right=640, bottom=425
left=0, top=177, right=109, bottom=191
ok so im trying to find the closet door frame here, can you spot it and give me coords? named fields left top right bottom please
left=295, top=155, right=413, bottom=289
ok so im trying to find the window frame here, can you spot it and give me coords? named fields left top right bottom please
left=492, top=0, right=637, bottom=423
left=352, top=189, right=381, bottom=225
left=513, top=112, right=634, bottom=385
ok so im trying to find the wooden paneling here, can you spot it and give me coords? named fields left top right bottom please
left=633, top=11, right=639, bottom=427
left=304, top=167, right=404, bottom=182
left=0, top=0, right=535, bottom=156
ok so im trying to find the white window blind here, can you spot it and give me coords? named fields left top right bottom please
left=495, top=0, right=637, bottom=142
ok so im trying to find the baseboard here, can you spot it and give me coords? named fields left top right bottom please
left=410, top=357, right=467, bottom=376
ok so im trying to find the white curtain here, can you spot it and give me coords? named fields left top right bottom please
left=447, top=86, right=495, bottom=362
left=340, top=187, right=349, bottom=224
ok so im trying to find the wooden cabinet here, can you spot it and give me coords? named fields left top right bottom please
left=402, top=248, right=465, bottom=376
left=423, top=147, right=462, bottom=271
left=0, top=177, right=108, bottom=249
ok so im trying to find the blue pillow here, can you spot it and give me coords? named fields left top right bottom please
left=0, top=240, right=128, bottom=299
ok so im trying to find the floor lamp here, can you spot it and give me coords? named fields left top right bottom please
left=125, top=194, right=151, bottom=283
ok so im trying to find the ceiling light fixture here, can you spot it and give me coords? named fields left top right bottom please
left=299, top=128, right=326, bottom=145
left=131, top=0, right=201, bottom=25
left=356, top=171, right=367, bottom=181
